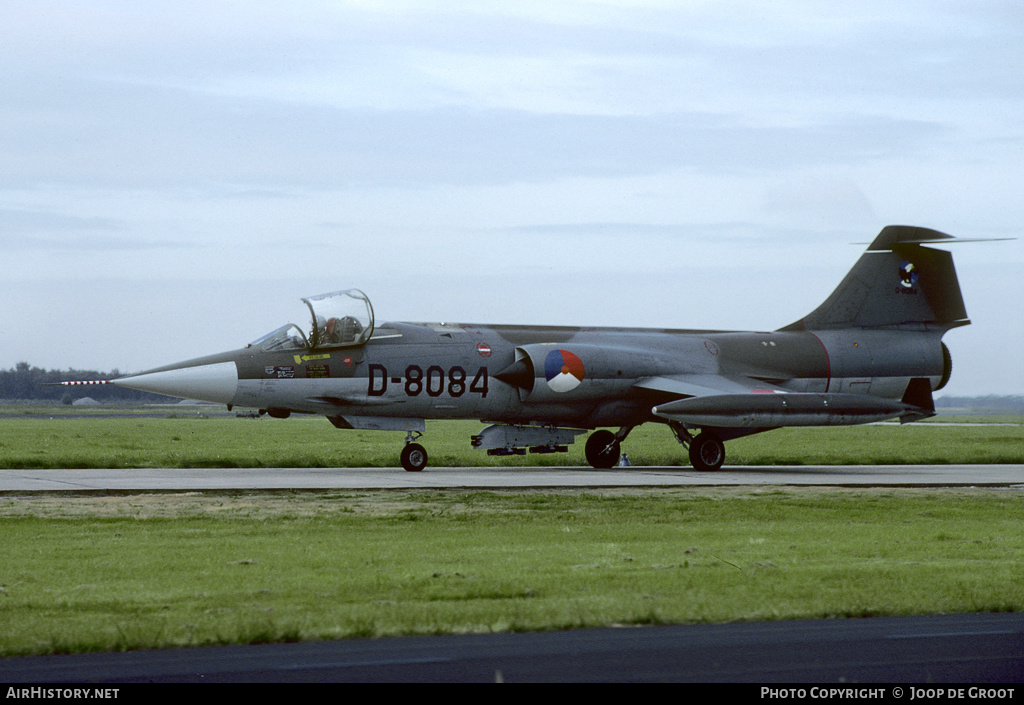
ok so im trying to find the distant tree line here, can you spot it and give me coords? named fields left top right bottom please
left=935, top=395, right=1024, bottom=413
left=0, top=362, right=177, bottom=404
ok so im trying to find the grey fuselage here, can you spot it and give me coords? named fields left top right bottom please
left=153, top=321, right=946, bottom=432
left=108, top=225, right=976, bottom=469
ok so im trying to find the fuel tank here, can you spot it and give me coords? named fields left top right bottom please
left=653, top=391, right=923, bottom=428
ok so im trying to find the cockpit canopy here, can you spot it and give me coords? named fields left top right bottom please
left=250, top=289, right=375, bottom=352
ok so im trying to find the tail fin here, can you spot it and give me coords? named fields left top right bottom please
left=781, top=225, right=970, bottom=332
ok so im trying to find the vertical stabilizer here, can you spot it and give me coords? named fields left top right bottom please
left=781, top=226, right=970, bottom=332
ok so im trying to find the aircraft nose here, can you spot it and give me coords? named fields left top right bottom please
left=112, top=361, right=239, bottom=405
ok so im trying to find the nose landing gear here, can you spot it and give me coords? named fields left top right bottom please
left=400, top=431, right=428, bottom=472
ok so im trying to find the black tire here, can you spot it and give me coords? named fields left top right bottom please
left=585, top=430, right=620, bottom=469
left=400, top=443, right=428, bottom=472
left=688, top=432, right=725, bottom=471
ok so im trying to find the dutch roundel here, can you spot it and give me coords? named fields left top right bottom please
left=544, top=349, right=585, bottom=393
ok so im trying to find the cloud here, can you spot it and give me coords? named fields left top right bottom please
left=0, top=208, right=122, bottom=235
left=3, top=73, right=948, bottom=191
left=1, top=1, right=1021, bottom=394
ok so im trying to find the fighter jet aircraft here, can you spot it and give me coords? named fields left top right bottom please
left=76, top=225, right=980, bottom=471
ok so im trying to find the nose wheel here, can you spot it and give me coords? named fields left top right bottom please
left=400, top=430, right=428, bottom=472
left=400, top=442, right=428, bottom=472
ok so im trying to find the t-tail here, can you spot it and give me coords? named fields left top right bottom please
left=780, top=225, right=970, bottom=333
left=777, top=225, right=988, bottom=423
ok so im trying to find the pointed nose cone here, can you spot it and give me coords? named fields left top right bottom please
left=113, top=361, right=239, bottom=405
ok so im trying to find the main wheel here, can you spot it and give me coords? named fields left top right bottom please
left=400, top=443, right=428, bottom=472
left=688, top=432, right=725, bottom=471
left=585, top=430, right=621, bottom=469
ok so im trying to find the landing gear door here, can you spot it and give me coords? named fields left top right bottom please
left=303, top=290, right=375, bottom=349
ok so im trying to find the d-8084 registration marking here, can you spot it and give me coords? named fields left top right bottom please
left=367, top=364, right=488, bottom=398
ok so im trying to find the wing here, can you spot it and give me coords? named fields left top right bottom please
left=634, top=373, right=787, bottom=399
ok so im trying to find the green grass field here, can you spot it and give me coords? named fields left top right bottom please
left=1, top=410, right=1021, bottom=658
left=1, top=488, right=1022, bottom=657
left=1, top=411, right=1023, bottom=469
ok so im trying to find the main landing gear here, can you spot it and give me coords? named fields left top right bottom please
left=587, top=425, right=727, bottom=471
left=671, top=423, right=726, bottom=471
left=584, top=429, right=629, bottom=469
left=397, top=424, right=726, bottom=472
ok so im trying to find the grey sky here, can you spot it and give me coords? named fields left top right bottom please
left=2, top=1, right=1022, bottom=396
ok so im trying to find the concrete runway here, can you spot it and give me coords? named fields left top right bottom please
left=1, top=464, right=1022, bottom=492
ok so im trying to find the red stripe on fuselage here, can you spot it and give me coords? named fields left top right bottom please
left=808, top=332, right=832, bottom=392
